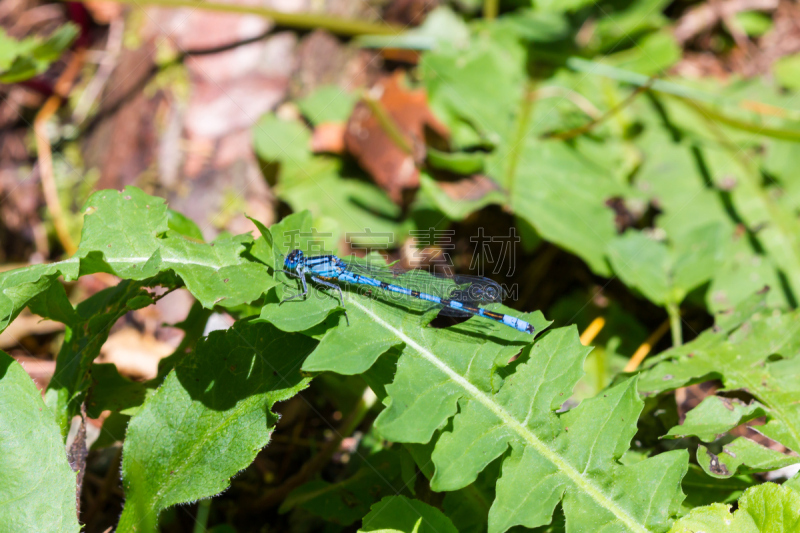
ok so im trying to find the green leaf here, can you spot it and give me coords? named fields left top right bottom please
left=359, top=496, right=458, bottom=533
left=76, top=187, right=274, bottom=308
left=774, top=53, right=800, bottom=91
left=302, top=281, right=687, bottom=533
left=665, top=396, right=767, bottom=441
left=117, top=320, right=316, bottom=532
left=296, top=84, right=357, bottom=125
left=3, top=187, right=266, bottom=342
left=602, top=31, right=680, bottom=75
left=414, top=173, right=505, bottom=222
left=252, top=115, right=406, bottom=247
left=426, top=148, right=485, bottom=174
left=421, top=33, right=631, bottom=275
left=681, top=465, right=755, bottom=509
left=640, top=297, right=800, bottom=454
left=607, top=223, right=729, bottom=306
left=0, top=350, right=80, bottom=533
left=697, top=438, right=800, bottom=479
left=86, top=363, right=150, bottom=418
left=0, top=24, right=78, bottom=83
left=734, top=11, right=773, bottom=37
left=357, top=6, right=471, bottom=51
left=258, top=211, right=342, bottom=332
left=669, top=483, right=800, bottom=533
left=166, top=209, right=204, bottom=241
left=43, top=278, right=164, bottom=435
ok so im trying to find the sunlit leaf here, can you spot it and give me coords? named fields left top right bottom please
left=118, top=320, right=316, bottom=531
left=669, top=483, right=800, bottom=533
left=0, top=351, right=80, bottom=533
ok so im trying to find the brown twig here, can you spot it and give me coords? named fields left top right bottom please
left=34, top=48, right=86, bottom=257
left=545, top=79, right=654, bottom=141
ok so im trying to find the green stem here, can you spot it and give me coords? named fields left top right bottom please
left=666, top=301, right=682, bottom=348
left=193, top=499, right=211, bottom=533
left=483, top=0, right=499, bottom=20
left=362, top=94, right=414, bottom=155
left=67, top=0, right=402, bottom=37
left=505, top=81, right=536, bottom=193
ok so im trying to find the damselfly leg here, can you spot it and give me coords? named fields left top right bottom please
left=279, top=267, right=308, bottom=304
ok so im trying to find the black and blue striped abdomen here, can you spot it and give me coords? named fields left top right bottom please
left=325, top=267, right=534, bottom=334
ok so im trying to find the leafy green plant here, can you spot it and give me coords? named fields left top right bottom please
left=0, top=24, right=78, bottom=83
left=5, top=0, right=800, bottom=532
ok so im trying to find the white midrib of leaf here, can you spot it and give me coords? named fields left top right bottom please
left=55, top=254, right=227, bottom=272
left=350, top=300, right=649, bottom=533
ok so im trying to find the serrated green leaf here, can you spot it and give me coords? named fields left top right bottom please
left=697, top=438, right=800, bottom=479
left=665, top=396, right=767, bottom=441
left=669, top=482, right=800, bottom=533
left=77, top=187, right=274, bottom=308
left=43, top=278, right=165, bottom=434
left=0, top=351, right=80, bottom=533
left=359, top=495, right=458, bottom=533
left=641, top=297, right=800, bottom=454
left=117, top=320, right=316, bottom=532
left=0, top=187, right=271, bottom=338
left=301, top=281, right=687, bottom=533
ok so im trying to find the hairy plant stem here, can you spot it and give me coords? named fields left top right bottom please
left=666, top=301, right=682, bottom=348
left=68, top=0, right=402, bottom=36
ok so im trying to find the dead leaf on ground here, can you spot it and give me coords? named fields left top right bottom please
left=311, top=122, right=347, bottom=154
left=345, top=72, right=448, bottom=203
left=13, top=355, right=56, bottom=391
left=83, top=1, right=124, bottom=24
left=437, top=174, right=501, bottom=202
left=97, top=327, right=174, bottom=380
left=0, top=312, right=64, bottom=350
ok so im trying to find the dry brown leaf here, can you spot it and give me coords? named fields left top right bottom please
left=345, top=72, right=448, bottom=203
left=437, top=175, right=501, bottom=202
left=311, top=122, right=347, bottom=154
left=97, top=327, right=174, bottom=380
left=0, top=312, right=64, bottom=350
left=13, top=355, right=56, bottom=391
left=83, top=1, right=124, bottom=24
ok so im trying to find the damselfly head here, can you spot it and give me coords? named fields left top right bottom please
left=284, top=249, right=304, bottom=270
